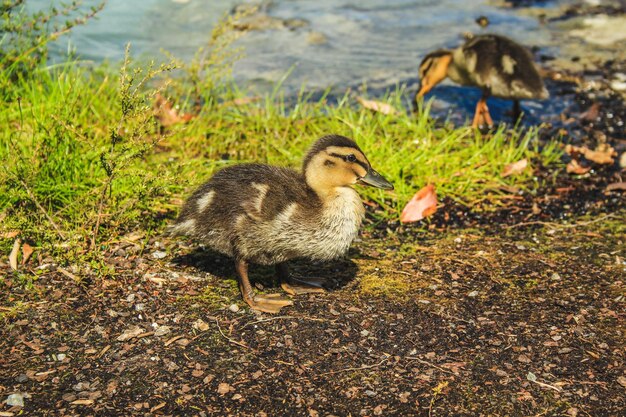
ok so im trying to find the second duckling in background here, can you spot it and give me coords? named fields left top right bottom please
left=415, top=33, right=548, bottom=128
left=170, top=135, right=393, bottom=313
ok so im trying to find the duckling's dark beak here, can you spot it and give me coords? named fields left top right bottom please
left=358, top=167, right=394, bottom=190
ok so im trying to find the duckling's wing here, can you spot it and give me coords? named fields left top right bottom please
left=463, top=34, right=548, bottom=99
left=172, top=164, right=313, bottom=236
left=171, top=164, right=320, bottom=263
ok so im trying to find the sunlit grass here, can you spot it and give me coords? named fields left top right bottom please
left=0, top=57, right=562, bottom=260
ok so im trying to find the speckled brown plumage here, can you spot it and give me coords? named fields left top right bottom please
left=170, top=135, right=393, bottom=313
left=417, top=34, right=549, bottom=127
left=453, top=34, right=547, bottom=99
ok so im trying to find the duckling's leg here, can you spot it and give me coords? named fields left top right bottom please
left=472, top=95, right=494, bottom=128
left=235, top=260, right=293, bottom=314
left=512, top=100, right=522, bottom=123
left=277, top=263, right=326, bottom=296
left=482, top=100, right=494, bottom=127
left=471, top=100, right=483, bottom=128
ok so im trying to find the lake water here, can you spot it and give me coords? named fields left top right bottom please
left=32, top=0, right=570, bottom=122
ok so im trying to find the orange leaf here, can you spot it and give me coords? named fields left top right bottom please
left=356, top=97, right=400, bottom=115
left=400, top=184, right=438, bottom=223
left=565, top=144, right=616, bottom=165
left=0, top=230, right=20, bottom=239
left=606, top=182, right=626, bottom=192
left=21, top=242, right=34, bottom=265
left=502, top=158, right=528, bottom=178
left=153, top=94, right=194, bottom=127
left=566, top=159, right=591, bottom=175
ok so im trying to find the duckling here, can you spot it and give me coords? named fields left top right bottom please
left=415, top=34, right=548, bottom=128
left=170, top=135, right=393, bottom=313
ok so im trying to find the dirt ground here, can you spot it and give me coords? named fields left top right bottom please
left=1, top=163, right=624, bottom=417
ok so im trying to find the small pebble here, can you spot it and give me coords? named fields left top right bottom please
left=468, top=291, right=479, bottom=298
left=154, top=325, right=171, bottom=337
left=193, top=319, right=210, bottom=332
left=152, top=251, right=167, bottom=260
left=57, top=353, right=67, bottom=361
left=365, top=390, right=376, bottom=397
left=228, top=304, right=240, bottom=313
left=6, top=393, right=25, bottom=407
left=73, top=382, right=90, bottom=391
left=360, top=329, right=370, bottom=337
left=134, top=303, right=145, bottom=311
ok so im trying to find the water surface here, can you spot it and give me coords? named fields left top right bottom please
left=33, top=0, right=571, bottom=122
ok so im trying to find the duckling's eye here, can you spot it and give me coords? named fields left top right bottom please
left=345, top=154, right=357, bottom=163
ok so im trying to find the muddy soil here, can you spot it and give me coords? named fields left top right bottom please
left=1, top=203, right=624, bottom=416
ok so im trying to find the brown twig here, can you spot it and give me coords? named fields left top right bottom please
left=241, top=315, right=327, bottom=329
left=57, top=267, right=81, bottom=283
left=91, top=177, right=113, bottom=250
left=406, top=357, right=458, bottom=375
left=318, top=356, right=389, bottom=376
left=505, top=214, right=617, bottom=230
left=214, top=318, right=252, bottom=351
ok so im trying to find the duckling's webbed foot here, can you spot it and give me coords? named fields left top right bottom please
left=235, top=260, right=293, bottom=314
left=276, top=263, right=326, bottom=296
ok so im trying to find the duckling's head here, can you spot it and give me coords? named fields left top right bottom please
left=303, top=135, right=393, bottom=197
left=417, top=49, right=453, bottom=98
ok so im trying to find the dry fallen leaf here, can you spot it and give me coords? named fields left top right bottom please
left=9, top=238, right=20, bottom=270
left=400, top=184, right=438, bottom=223
left=192, top=318, right=210, bottom=332
left=217, top=382, right=232, bottom=395
left=71, top=399, right=94, bottom=406
left=21, top=242, right=34, bottom=265
left=356, top=97, right=400, bottom=115
left=1, top=230, right=19, bottom=239
left=565, top=144, right=617, bottom=165
left=502, top=158, right=528, bottom=178
left=150, top=402, right=166, bottom=413
left=121, top=231, right=145, bottom=242
left=153, top=94, right=194, bottom=128
left=566, top=159, right=591, bottom=175
left=606, top=182, right=626, bottom=192
left=116, top=325, right=145, bottom=342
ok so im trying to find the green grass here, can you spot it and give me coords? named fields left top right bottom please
left=0, top=57, right=562, bottom=260
left=0, top=9, right=563, bottom=264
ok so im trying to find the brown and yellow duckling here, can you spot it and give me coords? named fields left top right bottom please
left=416, top=34, right=549, bottom=128
left=170, top=135, right=393, bottom=313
